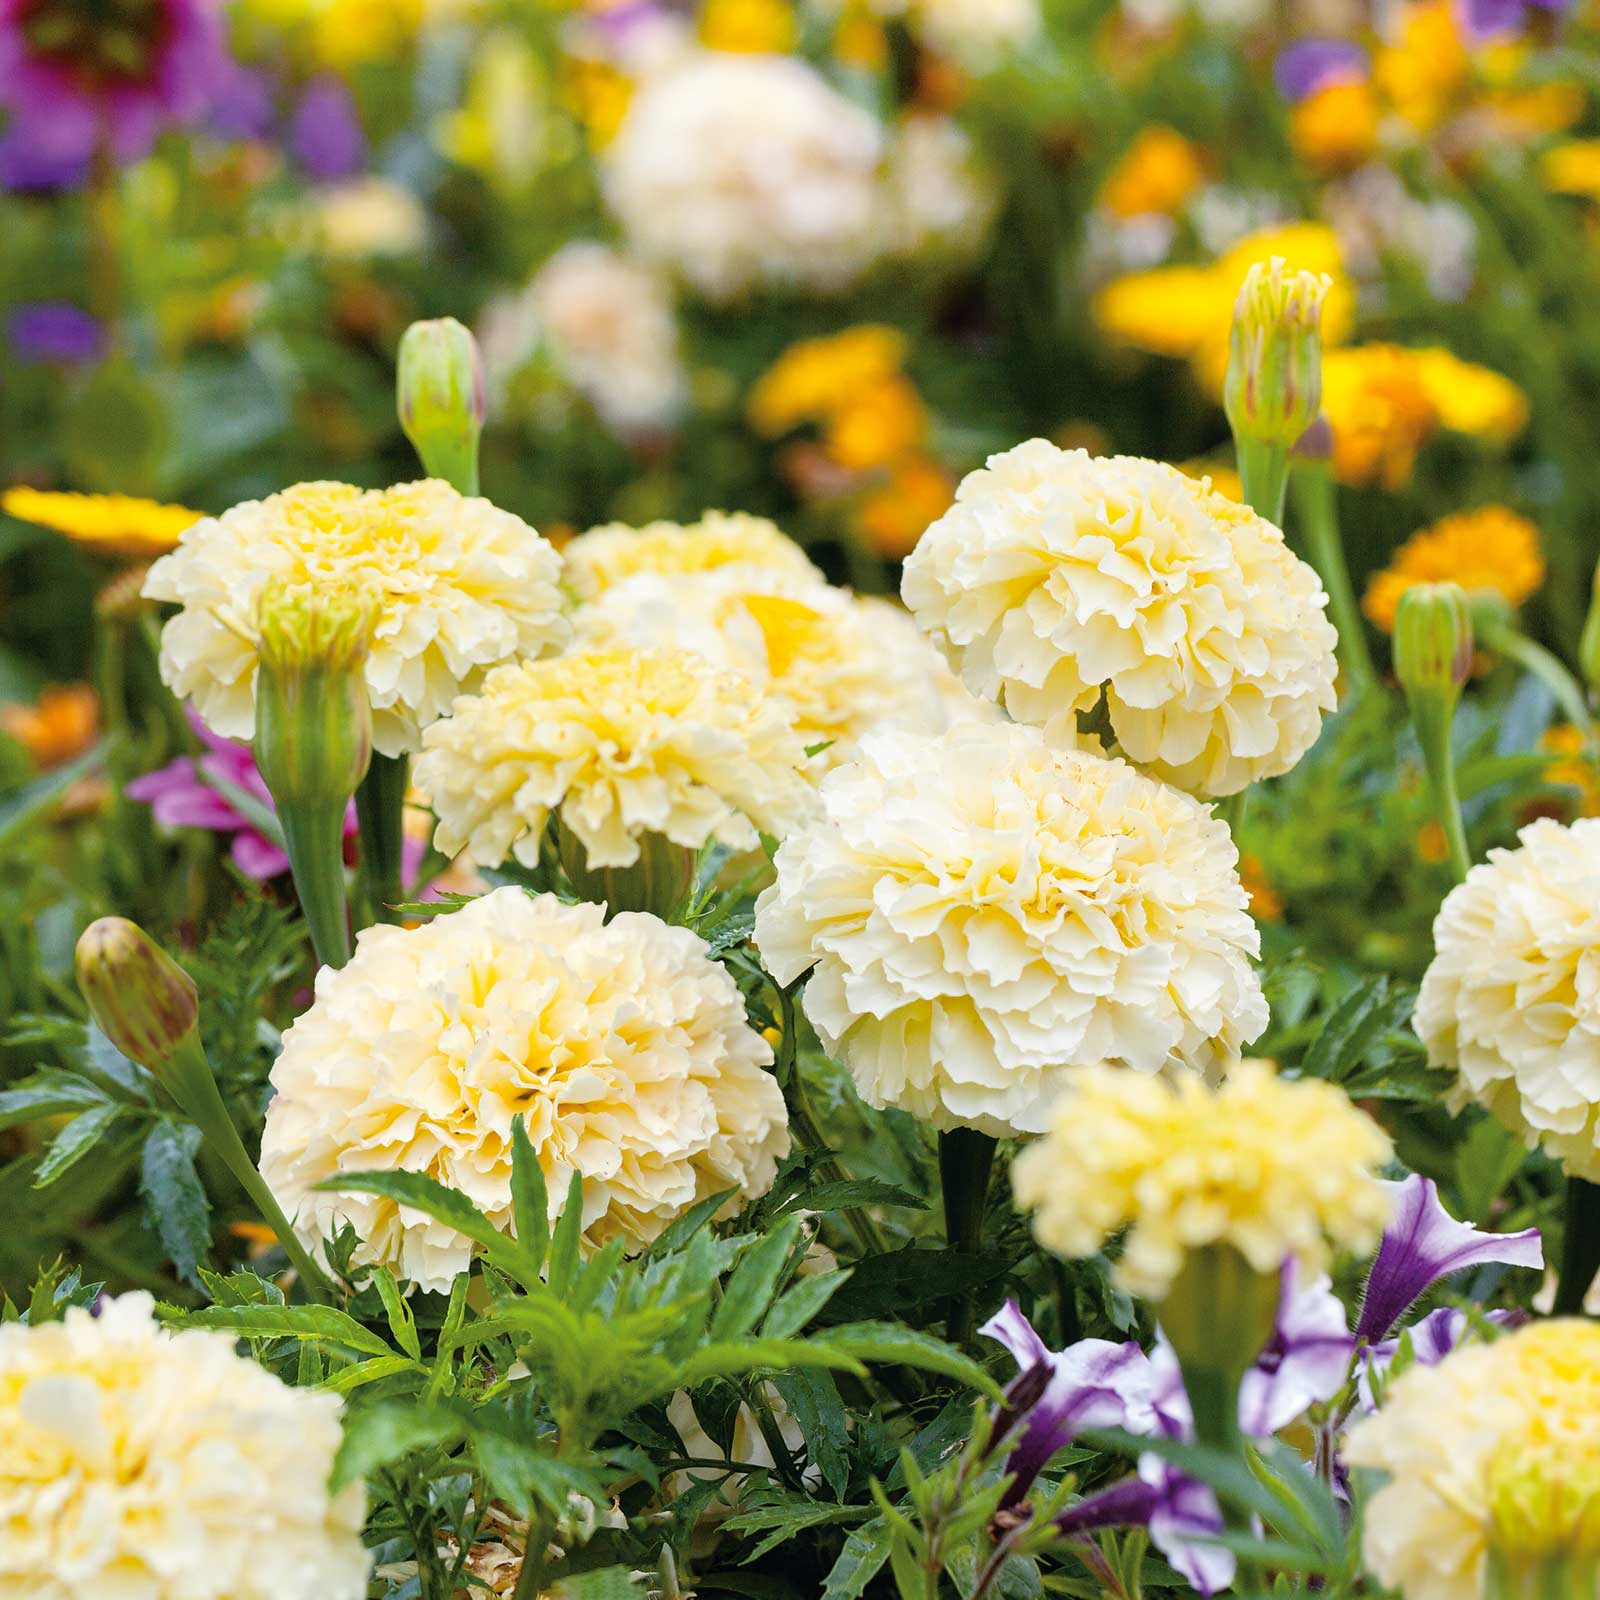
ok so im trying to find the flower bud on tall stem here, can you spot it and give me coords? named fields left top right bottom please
left=397, top=317, right=486, bottom=496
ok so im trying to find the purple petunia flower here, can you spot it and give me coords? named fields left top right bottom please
left=7, top=302, right=106, bottom=366
left=1239, top=1265, right=1356, bottom=1437
left=208, top=61, right=277, bottom=142
left=289, top=75, right=366, bottom=182
left=1274, top=38, right=1369, bottom=103
left=0, top=0, right=229, bottom=174
left=1354, top=1175, right=1542, bottom=1346
left=1460, top=0, right=1572, bottom=38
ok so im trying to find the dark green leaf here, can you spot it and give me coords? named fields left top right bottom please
left=820, top=1517, right=892, bottom=1600
left=821, top=1323, right=1003, bottom=1400
left=181, top=1303, right=399, bottom=1359
left=0, top=1076, right=109, bottom=1133
left=370, top=1266, right=422, bottom=1360
left=713, top=1217, right=803, bottom=1340
left=763, top=1268, right=852, bottom=1340
left=511, top=1115, right=550, bottom=1274
left=32, top=1103, right=124, bottom=1188
left=547, top=1171, right=586, bottom=1296
left=138, top=1120, right=211, bottom=1285
left=332, top=1403, right=466, bottom=1490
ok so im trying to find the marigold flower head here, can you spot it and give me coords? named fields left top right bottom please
left=562, top=511, right=821, bottom=601
left=1362, top=506, right=1543, bottom=632
left=902, top=443, right=1339, bottom=797
left=142, top=479, right=568, bottom=757
left=2, top=487, right=204, bottom=560
left=414, top=646, right=813, bottom=870
left=1290, top=80, right=1381, bottom=170
left=1012, top=1059, right=1393, bottom=1298
left=1417, top=816, right=1600, bottom=1181
left=855, top=455, right=957, bottom=558
left=747, top=325, right=909, bottom=437
left=754, top=721, right=1268, bottom=1137
left=1541, top=724, right=1600, bottom=816
left=0, top=683, right=98, bottom=768
left=822, top=374, right=928, bottom=471
left=1540, top=138, right=1600, bottom=199
left=259, top=888, right=789, bottom=1291
left=699, top=0, right=796, bottom=51
left=1346, top=1319, right=1600, bottom=1600
left=1412, top=348, right=1530, bottom=443
left=1097, top=125, right=1206, bottom=219
left=1374, top=0, right=1468, bottom=132
left=0, top=1292, right=369, bottom=1600
left=1320, top=343, right=1441, bottom=488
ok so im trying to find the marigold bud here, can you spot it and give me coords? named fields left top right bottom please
left=397, top=317, right=486, bottom=493
left=1225, top=258, right=1331, bottom=449
left=75, top=917, right=199, bottom=1068
left=1395, top=581, right=1473, bottom=707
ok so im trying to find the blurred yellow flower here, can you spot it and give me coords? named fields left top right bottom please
left=1541, top=723, right=1600, bottom=816
left=835, top=8, right=889, bottom=67
left=1177, top=459, right=1243, bottom=502
left=1, top=488, right=204, bottom=560
left=748, top=325, right=908, bottom=435
left=1237, top=852, right=1284, bottom=921
left=1375, top=0, right=1468, bottom=132
left=1481, top=82, right=1585, bottom=138
left=1320, top=344, right=1441, bottom=488
left=855, top=456, right=955, bottom=558
left=1291, top=80, right=1380, bottom=171
left=1092, top=264, right=1222, bottom=359
left=1412, top=349, right=1530, bottom=442
left=1097, top=125, right=1205, bottom=219
left=563, top=54, right=633, bottom=145
left=824, top=375, right=928, bottom=470
left=700, top=0, right=796, bottom=51
left=1540, top=138, right=1600, bottom=198
left=1363, top=505, right=1544, bottom=632
left=242, top=0, right=423, bottom=68
left=0, top=684, right=99, bottom=768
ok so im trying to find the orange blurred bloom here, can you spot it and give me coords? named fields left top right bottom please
left=0, top=685, right=99, bottom=768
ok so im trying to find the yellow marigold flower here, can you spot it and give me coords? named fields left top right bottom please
left=1542, top=723, right=1600, bottom=816
left=1347, top=1319, right=1600, bottom=1600
left=1482, top=81, right=1586, bottom=138
left=1290, top=80, right=1380, bottom=172
left=1411, top=349, right=1530, bottom=443
left=835, top=8, right=889, bottom=67
left=1362, top=506, right=1544, bottom=633
left=563, top=54, right=634, bottom=146
left=747, top=325, right=909, bottom=436
left=1012, top=1058, right=1393, bottom=1298
left=1320, top=344, right=1441, bottom=488
left=855, top=455, right=956, bottom=558
left=1375, top=0, right=1468, bottom=132
left=700, top=0, right=796, bottom=52
left=0, top=683, right=98, bottom=768
left=1092, top=264, right=1224, bottom=360
left=823, top=374, right=928, bottom=471
left=1539, top=137, right=1600, bottom=198
left=414, top=646, right=814, bottom=870
left=562, top=510, right=821, bottom=600
left=1097, top=124, right=1206, bottom=219
left=2, top=487, right=204, bottom=560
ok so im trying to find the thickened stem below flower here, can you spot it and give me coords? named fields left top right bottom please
left=1554, top=1175, right=1600, bottom=1316
left=1290, top=460, right=1374, bottom=692
left=1235, top=438, right=1289, bottom=526
left=1412, top=698, right=1473, bottom=885
left=941, top=1127, right=997, bottom=1345
left=279, top=801, right=353, bottom=969
left=355, top=750, right=410, bottom=925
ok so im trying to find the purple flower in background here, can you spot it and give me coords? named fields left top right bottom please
left=1274, top=38, right=1369, bottom=102
left=1357, top=1305, right=1525, bottom=1408
left=7, top=302, right=105, bottom=366
left=0, top=0, right=228, bottom=173
left=289, top=75, right=365, bottom=181
left=1460, top=0, right=1572, bottom=37
left=1354, top=1175, right=1542, bottom=1346
left=208, top=60, right=276, bottom=142
left=0, top=121, right=88, bottom=188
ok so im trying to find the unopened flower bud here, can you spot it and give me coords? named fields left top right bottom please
left=75, top=916, right=199, bottom=1068
left=1225, top=258, right=1331, bottom=449
left=1395, top=582, right=1473, bottom=709
left=1292, top=413, right=1333, bottom=465
left=397, top=317, right=486, bottom=493
left=253, top=581, right=375, bottom=813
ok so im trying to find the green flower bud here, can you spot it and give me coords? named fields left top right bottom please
left=1395, top=581, right=1474, bottom=708
left=397, top=317, right=486, bottom=494
left=75, top=916, right=199, bottom=1069
left=1225, top=258, right=1331, bottom=449
left=1579, top=558, right=1600, bottom=699
left=556, top=817, right=698, bottom=923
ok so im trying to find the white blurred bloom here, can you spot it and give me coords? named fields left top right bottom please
left=260, top=888, right=790, bottom=1293
left=1323, top=166, right=1477, bottom=304
left=0, top=1293, right=368, bottom=1600
left=754, top=721, right=1267, bottom=1136
left=867, top=0, right=1041, bottom=66
left=308, top=176, right=427, bottom=258
left=881, top=114, right=1000, bottom=261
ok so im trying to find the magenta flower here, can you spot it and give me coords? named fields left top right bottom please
left=0, top=0, right=229, bottom=177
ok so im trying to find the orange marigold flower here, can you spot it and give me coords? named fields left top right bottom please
left=1321, top=345, right=1441, bottom=489
left=1363, top=506, right=1544, bottom=633
left=1541, top=723, right=1600, bottom=817
left=1291, top=81, right=1380, bottom=172
left=747, top=325, right=908, bottom=436
left=1238, top=853, right=1284, bottom=920
left=855, top=455, right=955, bottom=559
left=0, top=684, right=99, bottom=768
left=823, top=375, right=928, bottom=471
left=1411, top=349, right=1529, bottom=443
left=1097, top=125, right=1206, bottom=219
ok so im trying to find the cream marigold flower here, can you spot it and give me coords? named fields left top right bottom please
left=602, top=51, right=885, bottom=301
left=1363, top=506, right=1544, bottom=633
left=414, top=646, right=813, bottom=870
left=259, top=888, right=789, bottom=1292
left=143, top=480, right=568, bottom=756
left=1346, top=1319, right=1600, bottom=1600
left=0, top=1292, right=369, bottom=1600
left=901, top=443, right=1339, bottom=797
left=1416, top=817, right=1600, bottom=1181
left=1012, top=1059, right=1392, bottom=1298
left=753, top=721, right=1268, bottom=1137
left=2, top=486, right=203, bottom=559
left=562, top=511, right=822, bottom=602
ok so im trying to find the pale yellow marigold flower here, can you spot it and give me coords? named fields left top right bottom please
left=1097, top=125, right=1206, bottom=219
left=1013, top=1059, right=1392, bottom=1298
left=562, top=511, right=821, bottom=601
left=1346, top=1319, right=1600, bottom=1600
left=259, top=888, right=789, bottom=1292
left=2, top=487, right=203, bottom=560
left=1363, top=506, right=1543, bottom=633
left=143, top=480, right=567, bottom=757
left=0, top=1292, right=369, bottom=1600
left=902, top=443, right=1339, bottom=797
left=753, top=721, right=1268, bottom=1137
left=414, top=646, right=813, bottom=870
left=1416, top=817, right=1600, bottom=1182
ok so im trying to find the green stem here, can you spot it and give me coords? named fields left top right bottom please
left=1412, top=701, right=1472, bottom=884
left=1218, top=786, right=1250, bottom=838
left=1554, top=1174, right=1600, bottom=1316
left=355, top=751, right=410, bottom=926
left=1484, top=621, right=1596, bottom=750
left=939, top=1127, right=997, bottom=1345
left=1235, top=437, right=1289, bottom=525
left=1290, top=463, right=1375, bottom=692
left=279, top=802, right=352, bottom=969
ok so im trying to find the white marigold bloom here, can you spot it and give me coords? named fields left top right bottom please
left=0, top=1292, right=369, bottom=1600
left=881, top=114, right=1000, bottom=261
left=753, top=721, right=1267, bottom=1136
left=1416, top=817, right=1600, bottom=1181
left=562, top=511, right=823, bottom=602
left=602, top=52, right=885, bottom=301
left=307, top=175, right=428, bottom=259
left=259, top=888, right=789, bottom=1292
left=573, top=568, right=981, bottom=773
left=143, top=480, right=568, bottom=756
left=413, top=646, right=813, bottom=870
left=901, top=443, right=1339, bottom=797
left=868, top=0, right=1041, bottom=67
left=479, top=242, right=686, bottom=440
left=1346, top=1319, right=1600, bottom=1600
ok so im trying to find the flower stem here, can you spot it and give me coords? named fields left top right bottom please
left=1235, top=437, right=1289, bottom=525
left=1410, top=697, right=1472, bottom=884
left=1290, top=462, right=1375, bottom=692
left=355, top=750, right=410, bottom=926
left=279, top=801, right=353, bottom=969
left=1554, top=1174, right=1600, bottom=1315
left=1481, top=619, right=1596, bottom=752
left=939, top=1127, right=996, bottom=1345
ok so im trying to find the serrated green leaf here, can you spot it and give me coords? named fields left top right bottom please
left=821, top=1322, right=1003, bottom=1401
left=547, top=1170, right=585, bottom=1297
left=1299, top=977, right=1396, bottom=1082
left=181, top=1303, right=397, bottom=1358
left=370, top=1266, right=422, bottom=1360
left=138, top=1119, right=211, bottom=1285
left=32, top=1102, right=124, bottom=1188
left=646, top=1187, right=739, bottom=1259
left=0, top=1077, right=109, bottom=1133
left=550, top=1568, right=642, bottom=1599
left=763, top=1267, right=852, bottom=1340
left=677, top=1337, right=866, bottom=1388
left=820, top=1518, right=892, bottom=1600
left=713, top=1216, right=802, bottom=1340
left=322, top=1354, right=424, bottom=1394
left=332, top=1403, right=467, bottom=1490
left=511, top=1115, right=549, bottom=1274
